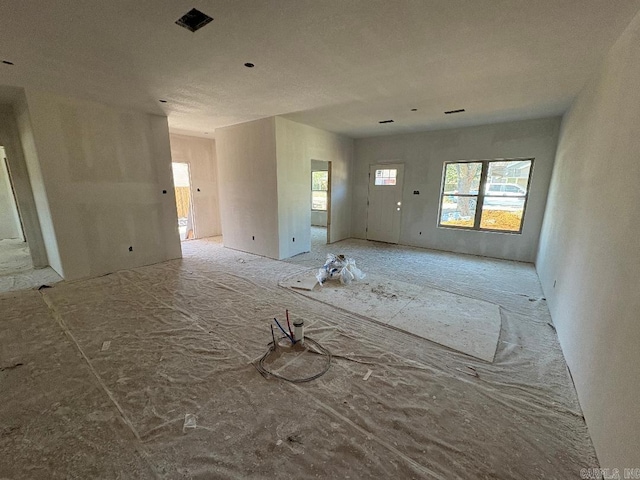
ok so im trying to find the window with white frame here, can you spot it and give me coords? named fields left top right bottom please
left=311, top=170, right=328, bottom=211
left=438, top=159, right=533, bottom=233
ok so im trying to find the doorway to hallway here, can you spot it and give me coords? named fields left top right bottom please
left=311, top=160, right=331, bottom=248
left=172, top=162, right=195, bottom=241
left=0, top=145, right=61, bottom=292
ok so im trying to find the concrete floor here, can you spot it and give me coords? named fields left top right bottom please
left=0, top=236, right=598, bottom=478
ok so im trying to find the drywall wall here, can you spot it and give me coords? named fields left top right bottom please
left=352, top=117, right=560, bottom=262
left=215, top=117, right=352, bottom=260
left=21, top=90, right=181, bottom=280
left=0, top=146, right=22, bottom=239
left=311, top=160, right=328, bottom=227
left=276, top=117, right=353, bottom=256
left=215, top=118, right=280, bottom=259
left=536, top=12, right=640, bottom=469
left=169, top=134, right=222, bottom=238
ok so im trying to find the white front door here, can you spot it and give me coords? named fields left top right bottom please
left=366, top=164, right=404, bottom=244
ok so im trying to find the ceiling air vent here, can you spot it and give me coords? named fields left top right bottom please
left=175, top=8, right=213, bottom=32
left=379, top=119, right=394, bottom=124
left=444, top=109, right=465, bottom=115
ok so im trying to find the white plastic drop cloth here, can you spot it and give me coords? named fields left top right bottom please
left=316, top=253, right=366, bottom=285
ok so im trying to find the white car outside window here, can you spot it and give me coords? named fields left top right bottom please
left=485, top=183, right=526, bottom=196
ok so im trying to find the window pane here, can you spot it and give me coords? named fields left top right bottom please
left=312, top=191, right=327, bottom=210
left=312, top=171, right=328, bottom=191
left=486, top=160, right=531, bottom=195
left=440, top=195, right=478, bottom=228
left=480, top=198, right=525, bottom=231
left=443, top=162, right=482, bottom=195
left=374, top=168, right=397, bottom=186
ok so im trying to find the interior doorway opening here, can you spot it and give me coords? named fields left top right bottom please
left=0, top=146, right=24, bottom=242
left=0, top=145, right=61, bottom=291
left=0, top=144, right=31, bottom=277
left=172, top=162, right=195, bottom=241
left=311, top=160, right=331, bottom=249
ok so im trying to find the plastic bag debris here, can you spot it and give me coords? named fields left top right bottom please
left=316, top=254, right=366, bottom=286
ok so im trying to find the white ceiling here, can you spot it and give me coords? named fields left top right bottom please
left=1, top=1, right=639, bottom=138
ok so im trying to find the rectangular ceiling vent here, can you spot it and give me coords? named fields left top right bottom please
left=176, top=8, right=213, bottom=32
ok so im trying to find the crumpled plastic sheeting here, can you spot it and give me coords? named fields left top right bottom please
left=316, top=253, right=366, bottom=285
left=0, top=239, right=62, bottom=293
left=0, top=291, right=154, bottom=478
left=0, top=266, right=62, bottom=293
left=0, top=235, right=598, bottom=479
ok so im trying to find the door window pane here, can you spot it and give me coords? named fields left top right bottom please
left=374, top=168, right=397, bottom=186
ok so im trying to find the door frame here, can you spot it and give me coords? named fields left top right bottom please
left=1, top=149, right=25, bottom=241
left=365, top=162, right=405, bottom=244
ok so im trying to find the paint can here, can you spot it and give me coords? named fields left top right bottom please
left=293, top=319, right=304, bottom=344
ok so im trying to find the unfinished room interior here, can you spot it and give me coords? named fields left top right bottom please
left=1, top=1, right=639, bottom=478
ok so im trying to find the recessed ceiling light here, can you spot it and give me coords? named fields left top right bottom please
left=175, top=8, right=213, bottom=33
left=244, top=62, right=255, bottom=68
left=379, top=119, right=394, bottom=124
left=411, top=108, right=418, bottom=112
left=159, top=99, right=167, bottom=103
left=444, top=108, right=465, bottom=114
left=2, top=60, right=14, bottom=66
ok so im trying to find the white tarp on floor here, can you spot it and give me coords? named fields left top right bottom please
left=281, top=273, right=501, bottom=362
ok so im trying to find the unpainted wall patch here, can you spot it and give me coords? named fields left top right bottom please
left=175, top=8, right=213, bottom=33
